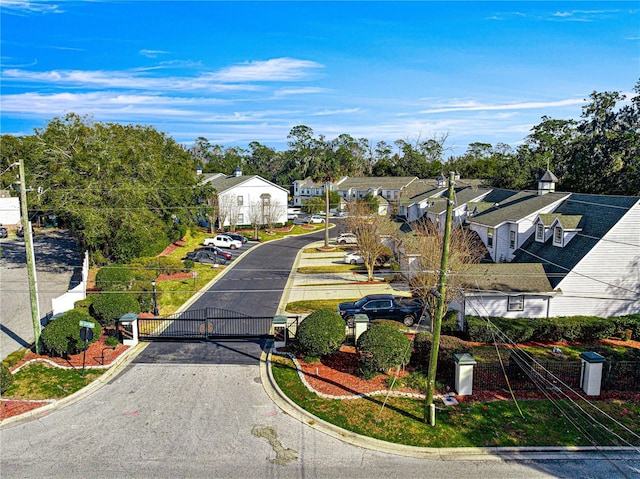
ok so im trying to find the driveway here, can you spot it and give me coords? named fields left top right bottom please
left=0, top=230, right=81, bottom=357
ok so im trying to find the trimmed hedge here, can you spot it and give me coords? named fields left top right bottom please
left=95, top=266, right=134, bottom=291
left=356, top=323, right=411, bottom=377
left=0, top=363, right=14, bottom=394
left=90, top=292, right=141, bottom=327
left=296, top=309, right=346, bottom=358
left=41, top=309, right=102, bottom=357
left=466, top=314, right=625, bottom=344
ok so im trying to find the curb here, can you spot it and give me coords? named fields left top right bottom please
left=0, top=342, right=149, bottom=429
left=260, top=346, right=639, bottom=459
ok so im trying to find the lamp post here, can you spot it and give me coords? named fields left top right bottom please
left=151, top=279, right=159, bottom=316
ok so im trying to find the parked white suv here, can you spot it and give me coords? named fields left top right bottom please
left=204, top=234, right=242, bottom=250
left=336, top=233, right=357, bottom=245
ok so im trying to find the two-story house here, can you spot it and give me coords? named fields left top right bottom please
left=200, top=167, right=288, bottom=229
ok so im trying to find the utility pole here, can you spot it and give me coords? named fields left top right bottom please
left=425, top=170, right=455, bottom=425
left=18, top=158, right=41, bottom=354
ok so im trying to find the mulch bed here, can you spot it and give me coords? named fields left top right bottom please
left=2, top=339, right=131, bottom=420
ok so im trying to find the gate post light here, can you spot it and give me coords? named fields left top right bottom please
left=151, top=279, right=159, bottom=316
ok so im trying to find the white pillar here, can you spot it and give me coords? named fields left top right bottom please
left=119, top=313, right=139, bottom=346
left=354, top=314, right=369, bottom=343
left=580, top=351, right=605, bottom=396
left=272, top=315, right=288, bottom=349
left=454, top=353, right=477, bottom=396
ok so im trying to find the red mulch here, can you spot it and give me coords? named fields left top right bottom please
left=158, top=238, right=187, bottom=257
left=2, top=339, right=130, bottom=420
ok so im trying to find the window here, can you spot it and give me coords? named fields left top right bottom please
left=487, top=228, right=494, bottom=248
left=554, top=226, right=563, bottom=246
left=237, top=196, right=243, bottom=206
left=510, top=231, right=516, bottom=249
left=238, top=213, right=244, bottom=224
left=536, top=223, right=544, bottom=242
left=508, top=295, right=524, bottom=311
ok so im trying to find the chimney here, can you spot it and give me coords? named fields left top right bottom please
left=233, top=166, right=242, bottom=177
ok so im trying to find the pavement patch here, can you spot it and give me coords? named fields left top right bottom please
left=251, top=424, right=298, bottom=465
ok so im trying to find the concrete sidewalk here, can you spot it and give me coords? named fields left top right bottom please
left=277, top=241, right=408, bottom=313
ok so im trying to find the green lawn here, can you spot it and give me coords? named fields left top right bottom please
left=5, top=363, right=105, bottom=399
left=271, top=355, right=640, bottom=448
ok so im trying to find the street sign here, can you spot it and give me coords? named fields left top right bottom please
left=80, top=327, right=94, bottom=342
left=79, top=320, right=95, bottom=328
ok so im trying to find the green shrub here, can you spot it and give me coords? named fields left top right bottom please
left=576, top=316, right=615, bottom=342
left=41, top=309, right=102, bottom=357
left=440, top=310, right=460, bottom=335
left=90, top=292, right=141, bottom=327
left=615, top=315, right=640, bottom=340
left=1, top=349, right=28, bottom=369
left=104, top=336, right=120, bottom=347
left=0, top=363, right=14, bottom=394
left=95, top=266, right=134, bottom=291
left=356, top=323, right=411, bottom=377
left=132, top=256, right=183, bottom=277
left=465, top=316, right=495, bottom=343
left=411, top=332, right=471, bottom=384
left=133, top=281, right=155, bottom=313
left=73, top=296, right=94, bottom=312
left=182, top=259, right=195, bottom=272
left=295, top=309, right=346, bottom=357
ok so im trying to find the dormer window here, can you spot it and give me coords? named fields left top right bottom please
left=536, top=223, right=544, bottom=242
left=487, top=228, right=494, bottom=248
left=553, top=226, right=563, bottom=246
left=510, top=231, right=516, bottom=249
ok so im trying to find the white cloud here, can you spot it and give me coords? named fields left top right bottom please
left=214, top=58, right=324, bottom=82
left=139, top=49, right=169, bottom=58
left=419, top=98, right=585, bottom=114
left=311, top=108, right=360, bottom=116
left=0, top=0, right=63, bottom=14
left=273, top=87, right=328, bottom=97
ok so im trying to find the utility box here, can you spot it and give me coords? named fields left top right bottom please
left=454, top=353, right=477, bottom=396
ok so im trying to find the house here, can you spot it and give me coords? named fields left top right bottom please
left=397, top=171, right=640, bottom=320
left=291, top=176, right=418, bottom=213
left=199, top=167, right=288, bottom=229
left=0, top=191, right=20, bottom=227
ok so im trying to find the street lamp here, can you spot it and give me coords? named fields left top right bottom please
left=151, top=279, right=159, bottom=316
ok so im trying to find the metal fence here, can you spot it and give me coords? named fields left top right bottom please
left=602, top=360, right=640, bottom=391
left=474, top=359, right=583, bottom=391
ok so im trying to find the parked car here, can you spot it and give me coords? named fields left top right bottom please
left=0, top=227, right=7, bottom=238
left=185, top=247, right=230, bottom=264
left=343, top=251, right=364, bottom=265
left=308, top=214, right=325, bottom=224
left=336, top=233, right=357, bottom=245
left=224, top=232, right=248, bottom=244
left=203, top=234, right=242, bottom=250
left=338, top=294, right=425, bottom=327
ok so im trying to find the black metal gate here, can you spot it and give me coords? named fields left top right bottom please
left=138, top=308, right=275, bottom=341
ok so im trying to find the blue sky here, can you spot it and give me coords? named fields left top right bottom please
left=1, top=1, right=638, bottom=157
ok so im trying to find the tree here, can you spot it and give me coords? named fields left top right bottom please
left=344, top=201, right=395, bottom=281
left=247, top=200, right=263, bottom=240
left=23, top=113, right=199, bottom=263
left=406, top=220, right=485, bottom=332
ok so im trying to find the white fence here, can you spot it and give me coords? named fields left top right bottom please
left=51, top=251, right=89, bottom=315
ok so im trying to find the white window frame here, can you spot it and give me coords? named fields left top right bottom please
left=487, top=228, right=494, bottom=248
left=509, top=230, right=516, bottom=249
left=507, top=295, right=524, bottom=312
left=553, top=226, right=563, bottom=246
left=536, top=223, right=544, bottom=242
left=237, top=196, right=243, bottom=206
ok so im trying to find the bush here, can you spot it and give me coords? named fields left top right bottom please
left=411, top=332, right=471, bottom=384
left=133, top=281, right=155, bottom=313
left=41, top=309, right=102, bottom=357
left=295, top=309, right=346, bottom=357
left=95, top=266, right=134, bottom=291
left=0, top=363, right=14, bottom=394
left=440, top=310, right=460, bottom=335
left=615, top=315, right=640, bottom=340
left=182, top=259, right=195, bottom=272
left=90, top=292, right=141, bottom=327
left=1, top=349, right=28, bottom=369
left=356, top=323, right=411, bottom=377
left=132, top=256, right=183, bottom=277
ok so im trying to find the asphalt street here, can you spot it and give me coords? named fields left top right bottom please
left=2, top=228, right=639, bottom=478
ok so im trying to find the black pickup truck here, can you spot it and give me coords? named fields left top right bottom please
left=338, top=294, right=425, bottom=327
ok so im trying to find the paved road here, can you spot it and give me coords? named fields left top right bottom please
left=2, top=230, right=639, bottom=478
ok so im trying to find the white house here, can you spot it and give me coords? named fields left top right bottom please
left=397, top=171, right=640, bottom=320
left=200, top=167, right=288, bottom=229
left=0, top=192, right=20, bottom=227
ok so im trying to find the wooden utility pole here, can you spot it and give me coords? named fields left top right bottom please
left=19, top=158, right=41, bottom=354
left=425, top=170, right=455, bottom=425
